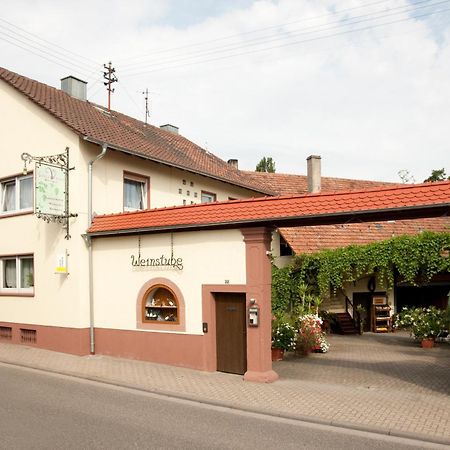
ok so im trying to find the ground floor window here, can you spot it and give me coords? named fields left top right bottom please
left=0, top=255, right=34, bottom=295
left=143, top=286, right=179, bottom=324
left=136, top=278, right=185, bottom=332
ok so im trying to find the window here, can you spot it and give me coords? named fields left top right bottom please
left=123, top=173, right=149, bottom=211
left=0, top=255, right=34, bottom=294
left=1, top=175, right=33, bottom=214
left=143, top=286, right=179, bottom=324
left=201, top=191, right=216, bottom=203
left=279, top=235, right=293, bottom=256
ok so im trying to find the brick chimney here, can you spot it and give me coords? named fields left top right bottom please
left=227, top=159, right=238, bottom=169
left=307, top=155, right=321, bottom=193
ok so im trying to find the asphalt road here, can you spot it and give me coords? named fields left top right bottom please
left=0, top=363, right=444, bottom=450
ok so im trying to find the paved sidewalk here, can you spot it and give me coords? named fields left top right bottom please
left=0, top=332, right=449, bottom=445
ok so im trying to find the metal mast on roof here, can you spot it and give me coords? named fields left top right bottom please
left=103, top=62, right=118, bottom=111
left=142, top=88, right=150, bottom=125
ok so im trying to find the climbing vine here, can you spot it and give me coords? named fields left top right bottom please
left=272, top=231, right=450, bottom=312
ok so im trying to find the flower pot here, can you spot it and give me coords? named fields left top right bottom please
left=271, top=347, right=284, bottom=361
left=421, top=338, right=434, bottom=348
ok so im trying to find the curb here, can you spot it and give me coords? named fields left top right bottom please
left=1, top=358, right=449, bottom=447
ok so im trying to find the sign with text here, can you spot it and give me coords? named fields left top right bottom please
left=35, top=162, right=66, bottom=216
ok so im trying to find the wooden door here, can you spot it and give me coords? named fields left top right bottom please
left=215, top=293, right=247, bottom=375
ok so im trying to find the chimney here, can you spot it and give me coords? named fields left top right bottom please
left=61, top=76, right=87, bottom=101
left=307, top=155, right=321, bottom=193
left=227, top=159, right=238, bottom=169
left=160, top=124, right=179, bottom=135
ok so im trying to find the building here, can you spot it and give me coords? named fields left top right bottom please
left=1, top=67, right=448, bottom=380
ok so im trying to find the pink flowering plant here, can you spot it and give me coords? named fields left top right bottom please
left=296, top=314, right=329, bottom=354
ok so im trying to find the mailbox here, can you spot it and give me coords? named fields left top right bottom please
left=248, top=304, right=259, bottom=327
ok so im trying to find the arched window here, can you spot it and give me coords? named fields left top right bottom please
left=143, top=286, right=179, bottom=324
left=137, top=278, right=185, bottom=332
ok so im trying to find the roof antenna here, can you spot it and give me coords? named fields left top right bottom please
left=142, top=88, right=150, bottom=125
left=103, top=61, right=118, bottom=111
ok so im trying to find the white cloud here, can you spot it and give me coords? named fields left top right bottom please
left=1, top=0, right=449, bottom=182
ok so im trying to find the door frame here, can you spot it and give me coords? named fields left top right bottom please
left=202, top=284, right=247, bottom=372
left=215, top=292, right=247, bottom=374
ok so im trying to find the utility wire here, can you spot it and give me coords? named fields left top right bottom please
left=0, top=17, right=99, bottom=67
left=0, top=34, right=90, bottom=76
left=116, top=0, right=394, bottom=65
left=120, top=0, right=447, bottom=74
left=0, top=29, right=98, bottom=79
left=121, top=5, right=450, bottom=78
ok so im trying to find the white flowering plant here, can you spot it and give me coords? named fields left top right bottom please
left=271, top=319, right=297, bottom=351
left=396, top=306, right=447, bottom=340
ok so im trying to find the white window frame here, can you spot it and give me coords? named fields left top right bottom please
left=201, top=191, right=217, bottom=203
left=123, top=173, right=149, bottom=212
left=0, top=255, right=34, bottom=295
left=1, top=174, right=33, bottom=215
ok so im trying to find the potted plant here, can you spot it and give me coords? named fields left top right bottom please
left=271, top=317, right=296, bottom=361
left=296, top=314, right=329, bottom=355
left=355, top=304, right=367, bottom=335
left=397, top=306, right=446, bottom=348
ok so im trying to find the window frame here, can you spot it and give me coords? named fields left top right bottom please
left=0, top=254, right=34, bottom=297
left=0, top=173, right=34, bottom=217
left=123, top=171, right=150, bottom=212
left=142, top=284, right=180, bottom=325
left=201, top=190, right=217, bottom=203
left=136, top=278, right=185, bottom=332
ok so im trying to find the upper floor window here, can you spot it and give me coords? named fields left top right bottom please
left=201, top=191, right=216, bottom=203
left=1, top=175, right=33, bottom=214
left=123, top=172, right=149, bottom=211
left=0, top=255, right=34, bottom=294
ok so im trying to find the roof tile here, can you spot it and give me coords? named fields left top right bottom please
left=88, top=181, right=450, bottom=234
left=0, top=66, right=271, bottom=195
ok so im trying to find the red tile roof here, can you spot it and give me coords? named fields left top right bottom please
left=242, top=171, right=397, bottom=195
left=0, top=67, right=272, bottom=195
left=88, top=181, right=450, bottom=235
left=279, top=217, right=450, bottom=254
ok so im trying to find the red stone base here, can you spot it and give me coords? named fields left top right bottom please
left=244, top=370, right=279, bottom=383
left=0, top=321, right=89, bottom=356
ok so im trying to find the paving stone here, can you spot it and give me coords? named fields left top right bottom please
left=0, top=331, right=448, bottom=442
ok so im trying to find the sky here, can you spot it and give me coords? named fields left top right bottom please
left=1, top=0, right=449, bottom=182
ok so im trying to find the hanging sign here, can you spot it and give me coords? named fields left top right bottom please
left=131, top=254, right=183, bottom=270
left=35, top=162, right=66, bottom=216
left=131, top=235, right=183, bottom=271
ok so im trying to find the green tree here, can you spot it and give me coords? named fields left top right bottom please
left=256, top=156, right=276, bottom=173
left=424, top=168, right=450, bottom=182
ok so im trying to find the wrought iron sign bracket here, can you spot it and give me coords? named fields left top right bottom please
left=21, top=147, right=78, bottom=240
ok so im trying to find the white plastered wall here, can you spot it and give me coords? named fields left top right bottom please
left=83, top=146, right=260, bottom=217
left=324, top=276, right=395, bottom=314
left=0, top=79, right=257, bottom=331
left=92, top=229, right=246, bottom=334
left=0, top=80, right=89, bottom=328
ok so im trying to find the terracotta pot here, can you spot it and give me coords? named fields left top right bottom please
left=421, top=338, right=434, bottom=348
left=271, top=347, right=284, bottom=361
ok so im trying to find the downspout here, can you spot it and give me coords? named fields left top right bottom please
left=88, top=143, right=108, bottom=354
